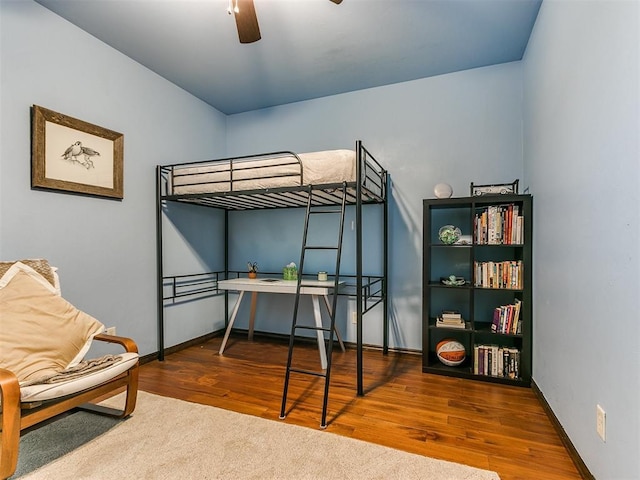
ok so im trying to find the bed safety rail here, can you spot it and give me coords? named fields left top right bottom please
left=164, top=151, right=304, bottom=195
left=162, top=270, right=383, bottom=312
left=162, top=271, right=225, bottom=302
left=157, top=144, right=386, bottom=210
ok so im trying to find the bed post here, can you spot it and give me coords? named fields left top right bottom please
left=224, top=209, right=229, bottom=325
left=383, top=171, right=389, bottom=355
left=356, top=141, right=364, bottom=396
left=155, top=165, right=165, bottom=361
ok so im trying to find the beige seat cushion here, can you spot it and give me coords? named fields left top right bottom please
left=19, top=352, right=139, bottom=402
left=0, top=262, right=104, bottom=383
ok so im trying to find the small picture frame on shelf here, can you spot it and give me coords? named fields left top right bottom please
left=470, top=179, right=519, bottom=196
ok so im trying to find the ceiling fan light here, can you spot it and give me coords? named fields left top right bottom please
left=227, top=0, right=239, bottom=15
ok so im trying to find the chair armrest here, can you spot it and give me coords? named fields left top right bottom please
left=93, top=333, right=138, bottom=354
left=0, top=367, right=20, bottom=409
left=0, top=368, right=21, bottom=479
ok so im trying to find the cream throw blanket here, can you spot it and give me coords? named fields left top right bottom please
left=20, top=354, right=122, bottom=387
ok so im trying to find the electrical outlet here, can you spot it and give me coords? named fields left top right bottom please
left=105, top=326, right=116, bottom=336
left=596, top=404, right=606, bottom=442
left=351, top=312, right=357, bottom=324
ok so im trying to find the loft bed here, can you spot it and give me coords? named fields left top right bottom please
left=156, top=140, right=388, bottom=396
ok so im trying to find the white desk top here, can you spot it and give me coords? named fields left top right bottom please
left=218, top=277, right=341, bottom=295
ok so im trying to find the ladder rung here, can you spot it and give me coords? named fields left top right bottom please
left=294, top=325, right=331, bottom=333
left=289, top=367, right=327, bottom=378
left=280, top=184, right=345, bottom=428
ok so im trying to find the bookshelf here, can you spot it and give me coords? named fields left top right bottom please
left=422, top=194, right=532, bottom=386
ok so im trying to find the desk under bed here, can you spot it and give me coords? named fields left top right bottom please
left=156, top=140, right=389, bottom=397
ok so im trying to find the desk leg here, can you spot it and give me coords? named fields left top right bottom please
left=311, top=295, right=328, bottom=370
left=322, top=295, right=346, bottom=352
left=219, top=291, right=245, bottom=355
left=248, top=292, right=258, bottom=341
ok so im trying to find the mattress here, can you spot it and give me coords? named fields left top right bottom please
left=170, top=149, right=356, bottom=195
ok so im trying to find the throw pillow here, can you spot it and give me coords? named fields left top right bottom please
left=0, top=262, right=104, bottom=383
left=0, top=258, right=56, bottom=288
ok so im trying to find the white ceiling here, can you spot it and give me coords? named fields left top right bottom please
left=34, top=0, right=542, bottom=115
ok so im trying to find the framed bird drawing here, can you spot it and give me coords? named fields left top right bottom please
left=31, top=105, right=123, bottom=199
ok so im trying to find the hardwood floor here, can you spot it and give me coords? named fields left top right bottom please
left=138, top=334, right=582, bottom=480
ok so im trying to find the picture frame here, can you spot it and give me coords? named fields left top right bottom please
left=31, top=105, right=124, bottom=199
left=470, top=179, right=519, bottom=197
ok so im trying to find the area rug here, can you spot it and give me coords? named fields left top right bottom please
left=17, top=391, right=500, bottom=480
left=13, top=412, right=121, bottom=478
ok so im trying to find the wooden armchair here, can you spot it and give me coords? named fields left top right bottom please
left=0, top=261, right=139, bottom=479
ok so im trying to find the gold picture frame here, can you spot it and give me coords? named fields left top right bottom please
left=31, top=105, right=123, bottom=199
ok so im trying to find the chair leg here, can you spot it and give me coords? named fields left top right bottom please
left=0, top=371, right=21, bottom=480
left=79, top=364, right=139, bottom=418
left=121, top=364, right=139, bottom=417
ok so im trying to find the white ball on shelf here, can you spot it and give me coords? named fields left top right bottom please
left=434, top=183, right=453, bottom=199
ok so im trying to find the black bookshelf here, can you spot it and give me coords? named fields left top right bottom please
left=422, top=194, right=532, bottom=386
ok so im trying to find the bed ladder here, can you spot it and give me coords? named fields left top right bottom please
left=279, top=184, right=347, bottom=429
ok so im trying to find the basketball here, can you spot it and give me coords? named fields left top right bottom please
left=436, top=339, right=466, bottom=366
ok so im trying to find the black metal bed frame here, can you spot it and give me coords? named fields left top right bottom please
left=156, top=140, right=389, bottom=396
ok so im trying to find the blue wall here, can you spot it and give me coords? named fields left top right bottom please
left=523, top=1, right=639, bottom=478
left=225, top=63, right=524, bottom=349
left=0, top=0, right=228, bottom=355
left=3, top=2, right=638, bottom=478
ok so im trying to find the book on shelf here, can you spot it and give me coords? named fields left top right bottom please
left=436, top=317, right=468, bottom=329
left=473, top=347, right=479, bottom=374
left=474, top=203, right=524, bottom=245
left=474, top=260, right=523, bottom=289
left=473, top=344, right=520, bottom=378
left=436, top=310, right=466, bottom=328
left=437, top=317, right=464, bottom=324
left=490, top=299, right=522, bottom=335
left=440, top=310, right=462, bottom=320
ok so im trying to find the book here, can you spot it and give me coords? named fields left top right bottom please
left=508, top=348, right=519, bottom=379
left=490, top=299, right=522, bottom=334
left=473, top=345, right=479, bottom=374
left=484, top=346, right=490, bottom=375
left=439, top=317, right=463, bottom=325
left=505, top=304, right=514, bottom=333
left=491, top=307, right=500, bottom=333
left=511, top=205, right=519, bottom=244
left=511, top=299, right=522, bottom=334
left=436, top=318, right=467, bottom=329
left=437, top=316, right=464, bottom=323
left=491, top=345, right=499, bottom=376
left=502, top=348, right=510, bottom=377
left=473, top=260, right=524, bottom=289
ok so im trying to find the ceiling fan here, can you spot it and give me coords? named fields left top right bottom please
left=229, top=0, right=343, bottom=44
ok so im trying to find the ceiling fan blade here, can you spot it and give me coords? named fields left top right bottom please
left=329, top=0, right=343, bottom=4
left=235, top=0, right=261, bottom=44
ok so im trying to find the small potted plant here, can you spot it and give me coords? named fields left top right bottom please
left=247, top=261, right=258, bottom=279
